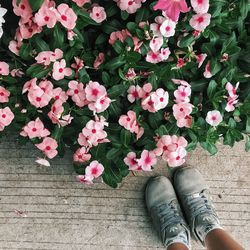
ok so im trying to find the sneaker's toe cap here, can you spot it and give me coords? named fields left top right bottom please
left=174, top=167, right=208, bottom=196
left=145, top=176, right=177, bottom=210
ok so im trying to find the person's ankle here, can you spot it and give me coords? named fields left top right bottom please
left=167, top=242, right=190, bottom=250
left=166, top=230, right=191, bottom=250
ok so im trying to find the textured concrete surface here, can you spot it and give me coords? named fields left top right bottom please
left=0, top=137, right=249, bottom=250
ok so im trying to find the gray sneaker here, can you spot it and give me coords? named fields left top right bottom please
left=174, top=167, right=222, bottom=246
left=145, top=176, right=191, bottom=249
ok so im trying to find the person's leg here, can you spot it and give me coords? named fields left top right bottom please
left=168, top=243, right=189, bottom=250
left=205, top=228, right=244, bottom=250
left=145, top=176, right=191, bottom=250
left=173, top=167, right=244, bottom=249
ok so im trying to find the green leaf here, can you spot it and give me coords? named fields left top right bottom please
left=179, top=34, right=195, bottom=48
left=28, top=0, right=44, bottom=11
left=223, top=130, right=234, bottom=147
left=126, top=51, right=141, bottom=63
left=200, top=141, right=218, bottom=155
left=106, top=148, right=122, bottom=160
left=19, top=43, right=32, bottom=60
left=104, top=57, right=126, bottom=70
left=53, top=25, right=65, bottom=48
left=120, top=129, right=131, bottom=146
left=26, top=64, right=51, bottom=79
left=102, top=72, right=110, bottom=85
left=246, top=116, right=250, bottom=133
left=108, top=84, right=127, bottom=98
left=210, top=60, right=221, bottom=75
left=239, top=0, right=248, bottom=20
left=245, top=136, right=250, bottom=152
left=33, top=37, right=50, bottom=52
left=207, top=80, right=217, bottom=99
left=127, top=22, right=137, bottom=33
left=135, top=8, right=150, bottom=23
left=121, top=11, right=129, bottom=20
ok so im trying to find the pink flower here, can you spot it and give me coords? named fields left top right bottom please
left=174, top=85, right=191, bottom=103
left=125, top=68, right=136, bottom=80
left=116, top=0, right=142, bottom=14
left=205, top=110, right=223, bottom=126
left=72, top=0, right=90, bottom=7
left=149, top=37, right=163, bottom=52
left=177, top=58, right=185, bottom=68
left=52, top=59, right=72, bottom=80
left=71, top=57, right=84, bottom=71
left=53, top=87, right=68, bottom=103
left=85, top=81, right=107, bottom=102
left=204, top=61, right=212, bottom=78
left=67, top=80, right=87, bottom=107
left=0, top=107, right=14, bottom=131
left=90, top=6, right=107, bottom=23
left=85, top=160, right=104, bottom=178
left=151, top=88, right=169, bottom=111
left=191, top=0, right=209, bottom=14
left=35, top=49, right=63, bottom=66
left=34, top=0, right=58, bottom=28
left=47, top=100, right=64, bottom=124
left=173, top=102, right=193, bottom=119
left=76, top=175, right=94, bottom=185
left=172, top=79, right=190, bottom=87
left=226, top=82, right=239, bottom=98
left=56, top=3, right=77, bottom=30
left=156, top=135, right=187, bottom=156
left=8, top=40, right=21, bottom=56
left=67, top=30, right=77, bottom=40
left=78, top=119, right=108, bottom=147
left=20, top=118, right=50, bottom=139
left=11, top=69, right=24, bottom=77
left=88, top=95, right=111, bottom=114
left=27, top=80, right=53, bottom=108
left=146, top=51, right=162, bottom=64
left=139, top=83, right=153, bottom=99
left=35, top=137, right=58, bottom=159
left=196, top=53, right=207, bottom=68
left=160, top=48, right=171, bottom=61
left=73, top=147, right=91, bottom=163
left=153, top=0, right=189, bottom=22
left=176, top=115, right=192, bottom=128
left=167, top=147, right=187, bottom=167
left=225, top=82, right=239, bottom=112
left=127, top=85, right=141, bottom=103
left=19, top=21, right=42, bottom=40
left=124, top=152, right=141, bottom=171
left=0, top=86, right=10, bottom=103
left=220, top=53, right=229, bottom=62
left=109, top=29, right=130, bottom=45
left=137, top=150, right=157, bottom=171
left=189, top=13, right=211, bottom=31
left=0, top=62, right=9, bottom=76
left=225, top=97, right=238, bottom=112
left=160, top=18, right=176, bottom=37
left=150, top=16, right=165, bottom=37
left=119, top=110, right=137, bottom=132
left=93, top=53, right=105, bottom=69
left=12, top=0, right=32, bottom=20
left=23, top=78, right=37, bottom=94
left=155, top=135, right=188, bottom=167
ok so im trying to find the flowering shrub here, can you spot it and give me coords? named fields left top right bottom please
left=0, top=0, right=249, bottom=187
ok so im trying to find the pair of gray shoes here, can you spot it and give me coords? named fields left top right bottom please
left=145, top=167, right=222, bottom=249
